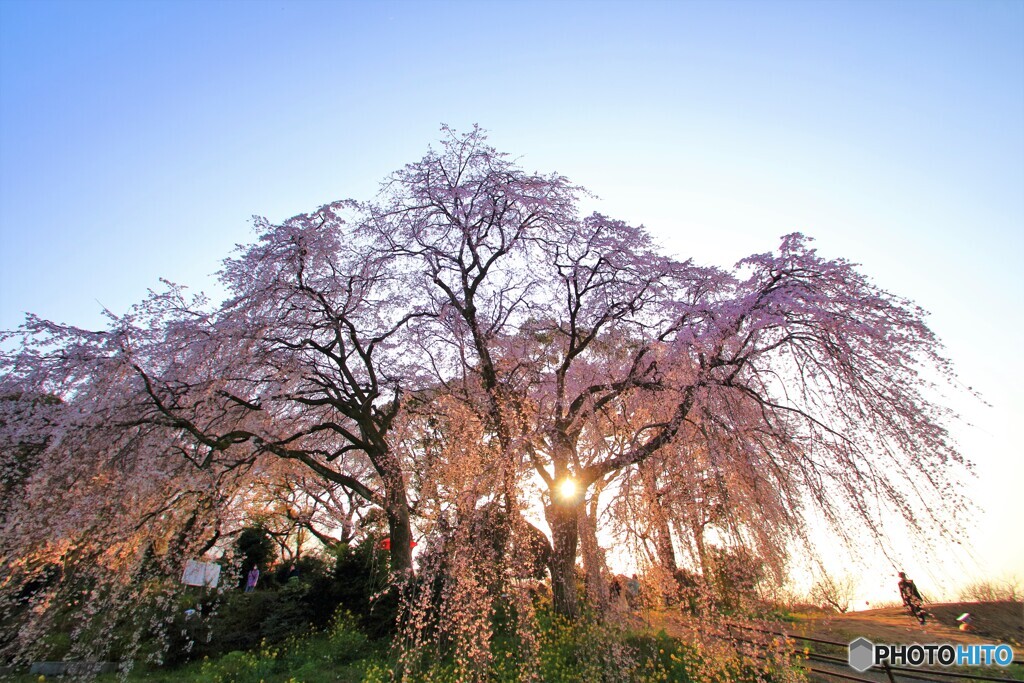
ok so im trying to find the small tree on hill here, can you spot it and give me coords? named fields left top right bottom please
left=810, top=572, right=858, bottom=613
left=235, top=525, right=276, bottom=575
left=960, top=575, right=1022, bottom=603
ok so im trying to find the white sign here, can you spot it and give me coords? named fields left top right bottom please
left=181, top=559, right=221, bottom=588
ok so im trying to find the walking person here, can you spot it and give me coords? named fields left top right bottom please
left=897, top=571, right=927, bottom=624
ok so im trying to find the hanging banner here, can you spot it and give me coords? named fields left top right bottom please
left=181, top=559, right=221, bottom=588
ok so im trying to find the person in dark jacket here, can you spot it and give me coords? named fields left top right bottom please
left=897, top=571, right=927, bottom=624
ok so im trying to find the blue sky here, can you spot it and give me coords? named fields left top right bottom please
left=2, top=0, right=1022, bottom=598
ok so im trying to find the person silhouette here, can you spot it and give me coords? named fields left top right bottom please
left=897, top=571, right=926, bottom=624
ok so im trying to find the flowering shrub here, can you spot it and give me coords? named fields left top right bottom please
left=195, top=610, right=379, bottom=683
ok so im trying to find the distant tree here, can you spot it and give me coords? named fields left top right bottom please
left=244, top=466, right=373, bottom=561
left=235, top=525, right=276, bottom=575
left=959, top=575, right=1022, bottom=602
left=809, top=572, right=858, bottom=613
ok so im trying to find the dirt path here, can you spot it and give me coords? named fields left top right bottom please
left=790, top=603, right=1023, bottom=683
left=651, top=602, right=1023, bottom=683
left=790, top=602, right=1023, bottom=650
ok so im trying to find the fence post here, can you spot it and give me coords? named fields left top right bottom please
left=883, top=661, right=897, bottom=683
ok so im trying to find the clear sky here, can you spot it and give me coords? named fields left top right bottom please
left=1, top=0, right=1021, bottom=601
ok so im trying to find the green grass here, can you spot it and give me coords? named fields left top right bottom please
left=6, top=608, right=808, bottom=682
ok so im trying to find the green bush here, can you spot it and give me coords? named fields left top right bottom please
left=190, top=609, right=384, bottom=683
left=197, top=646, right=280, bottom=683
left=5, top=540, right=395, bottom=672
left=330, top=538, right=396, bottom=638
left=536, top=612, right=648, bottom=682
left=38, top=631, right=72, bottom=660
left=124, top=600, right=804, bottom=683
left=325, top=610, right=370, bottom=664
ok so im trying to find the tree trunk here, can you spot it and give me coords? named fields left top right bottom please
left=649, top=502, right=677, bottom=579
left=379, top=453, right=415, bottom=577
left=339, top=499, right=355, bottom=545
left=384, top=481, right=415, bottom=577
left=640, top=458, right=679, bottom=604
left=691, top=519, right=709, bottom=578
left=578, top=494, right=609, bottom=614
left=545, top=497, right=581, bottom=619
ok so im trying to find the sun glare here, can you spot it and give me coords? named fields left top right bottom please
left=558, top=478, right=577, bottom=500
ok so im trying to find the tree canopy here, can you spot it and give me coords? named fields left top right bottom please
left=0, top=127, right=969, bottom=668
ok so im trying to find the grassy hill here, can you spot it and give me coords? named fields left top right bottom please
left=790, top=601, right=1023, bottom=648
